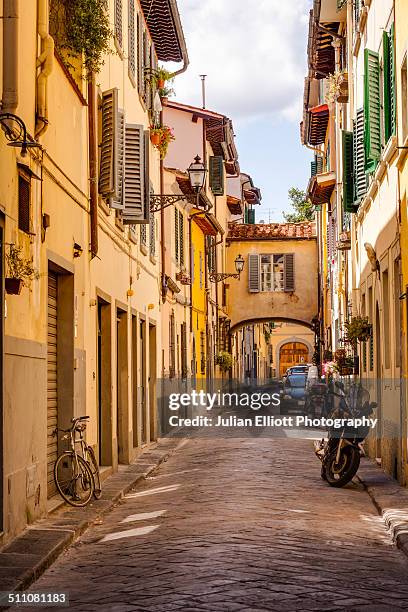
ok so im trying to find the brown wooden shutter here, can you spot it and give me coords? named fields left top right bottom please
left=284, top=254, right=295, bottom=292
left=114, top=0, right=123, bottom=48
left=248, top=254, right=260, bottom=292
left=123, top=123, right=149, bottom=224
left=137, top=14, right=143, bottom=94
left=128, top=0, right=136, bottom=80
left=99, top=88, right=119, bottom=197
left=209, top=156, right=224, bottom=195
left=110, top=109, right=125, bottom=209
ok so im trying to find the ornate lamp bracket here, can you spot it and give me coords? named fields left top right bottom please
left=0, top=113, right=42, bottom=156
left=209, top=271, right=241, bottom=283
left=150, top=194, right=198, bottom=212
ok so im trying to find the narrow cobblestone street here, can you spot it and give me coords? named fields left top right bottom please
left=23, top=437, right=408, bottom=611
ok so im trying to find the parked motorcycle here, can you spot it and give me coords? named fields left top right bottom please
left=314, top=381, right=377, bottom=487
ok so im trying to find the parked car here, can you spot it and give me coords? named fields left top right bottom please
left=280, top=373, right=308, bottom=414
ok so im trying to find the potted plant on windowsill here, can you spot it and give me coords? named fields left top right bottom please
left=149, top=125, right=175, bottom=159
left=153, top=66, right=174, bottom=89
left=345, top=316, right=372, bottom=349
left=158, top=86, right=175, bottom=106
left=5, top=244, right=40, bottom=295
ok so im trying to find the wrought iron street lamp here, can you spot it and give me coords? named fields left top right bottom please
left=187, top=155, right=206, bottom=192
left=150, top=154, right=209, bottom=212
left=209, top=254, right=245, bottom=283
left=0, top=113, right=42, bottom=157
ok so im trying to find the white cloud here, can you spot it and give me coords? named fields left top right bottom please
left=168, top=0, right=311, bottom=124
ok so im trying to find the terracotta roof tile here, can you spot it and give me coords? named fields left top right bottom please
left=227, top=222, right=316, bottom=241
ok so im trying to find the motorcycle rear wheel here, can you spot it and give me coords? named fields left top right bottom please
left=324, top=446, right=360, bottom=488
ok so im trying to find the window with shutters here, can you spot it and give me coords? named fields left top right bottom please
left=114, top=0, right=123, bottom=49
left=169, top=311, right=175, bottom=378
left=122, top=125, right=150, bottom=224
left=174, top=209, right=184, bottom=267
left=249, top=254, right=294, bottom=293
left=137, top=13, right=144, bottom=95
left=207, top=236, right=216, bottom=273
left=209, top=156, right=224, bottom=195
left=383, top=25, right=396, bottom=143
left=149, top=216, right=155, bottom=258
left=18, top=173, right=31, bottom=234
left=364, top=49, right=381, bottom=173
left=342, top=130, right=357, bottom=213
left=128, top=0, right=136, bottom=82
left=111, top=109, right=125, bottom=209
left=353, top=108, right=367, bottom=204
left=99, top=89, right=119, bottom=199
left=401, top=55, right=408, bottom=140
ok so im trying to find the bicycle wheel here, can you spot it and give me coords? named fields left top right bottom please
left=86, top=446, right=102, bottom=499
left=54, top=452, right=94, bottom=507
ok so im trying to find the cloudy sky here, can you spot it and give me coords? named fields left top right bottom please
left=169, top=0, right=312, bottom=221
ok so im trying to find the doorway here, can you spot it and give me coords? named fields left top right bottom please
left=149, top=323, right=157, bottom=442
left=116, top=308, right=128, bottom=463
left=140, top=319, right=147, bottom=444
left=375, top=303, right=382, bottom=459
left=279, top=342, right=309, bottom=377
left=97, top=298, right=112, bottom=466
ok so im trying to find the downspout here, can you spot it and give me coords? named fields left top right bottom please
left=88, top=75, right=98, bottom=258
left=35, top=0, right=54, bottom=138
left=160, top=108, right=166, bottom=302
left=2, top=0, right=18, bottom=113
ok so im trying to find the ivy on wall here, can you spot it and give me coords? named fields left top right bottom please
left=50, top=0, right=112, bottom=76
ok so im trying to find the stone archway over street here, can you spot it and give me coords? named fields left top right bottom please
left=225, top=222, right=319, bottom=331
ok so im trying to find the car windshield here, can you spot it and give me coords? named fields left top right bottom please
left=291, top=366, right=308, bottom=373
left=288, top=374, right=307, bottom=387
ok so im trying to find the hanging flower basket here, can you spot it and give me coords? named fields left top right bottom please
left=5, top=244, right=39, bottom=294
left=149, top=125, right=175, bottom=159
left=345, top=316, right=372, bottom=346
left=150, top=132, right=160, bottom=146
left=5, top=278, right=24, bottom=295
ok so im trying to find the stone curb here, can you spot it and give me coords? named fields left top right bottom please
left=0, top=438, right=182, bottom=602
left=357, top=458, right=408, bottom=558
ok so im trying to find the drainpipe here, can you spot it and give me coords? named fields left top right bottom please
left=88, top=76, right=98, bottom=258
left=2, top=0, right=18, bottom=113
left=159, top=109, right=166, bottom=302
left=35, top=0, right=54, bottom=138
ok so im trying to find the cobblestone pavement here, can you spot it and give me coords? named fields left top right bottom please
left=22, top=436, right=408, bottom=611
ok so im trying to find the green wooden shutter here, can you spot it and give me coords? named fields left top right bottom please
left=364, top=49, right=381, bottom=173
left=209, top=156, right=224, bottom=195
left=110, top=110, right=125, bottom=209
left=174, top=207, right=179, bottom=263
left=383, top=31, right=392, bottom=142
left=284, top=254, right=295, bottom=292
left=179, top=211, right=184, bottom=265
left=389, top=24, right=396, bottom=137
left=99, top=88, right=119, bottom=197
left=342, top=130, right=357, bottom=213
left=248, top=254, right=260, bottom=293
left=123, top=124, right=149, bottom=224
left=353, top=108, right=367, bottom=203
left=311, top=160, right=317, bottom=177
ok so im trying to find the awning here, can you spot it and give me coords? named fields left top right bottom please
left=227, top=195, right=242, bottom=215
left=308, top=171, right=336, bottom=206
left=140, top=0, right=187, bottom=63
left=307, top=104, right=329, bottom=146
left=307, top=8, right=340, bottom=79
left=194, top=213, right=224, bottom=236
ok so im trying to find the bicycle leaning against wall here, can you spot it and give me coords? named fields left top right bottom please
left=53, top=416, right=102, bottom=507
